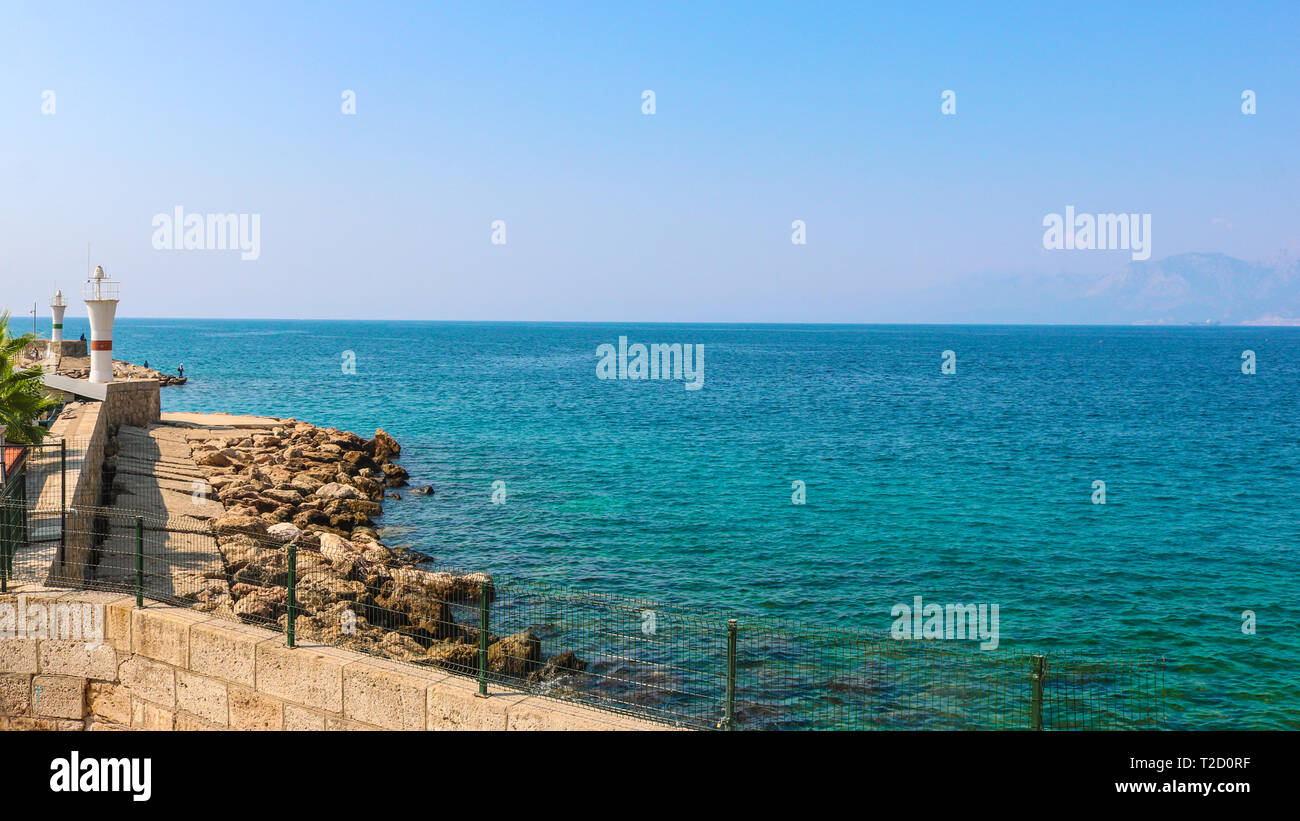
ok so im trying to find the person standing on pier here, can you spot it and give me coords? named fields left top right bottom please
left=178, top=362, right=184, bottom=378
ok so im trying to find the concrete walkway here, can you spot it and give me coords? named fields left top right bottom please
left=8, top=401, right=102, bottom=586
left=27, top=401, right=99, bottom=515
left=92, top=422, right=231, bottom=601
left=161, top=411, right=284, bottom=428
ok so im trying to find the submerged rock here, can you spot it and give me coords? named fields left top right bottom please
left=488, top=630, right=543, bottom=678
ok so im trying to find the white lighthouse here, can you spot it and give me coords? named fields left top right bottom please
left=50, top=289, right=67, bottom=343
left=84, top=265, right=120, bottom=384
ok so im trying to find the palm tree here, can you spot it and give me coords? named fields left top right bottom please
left=0, top=310, right=58, bottom=444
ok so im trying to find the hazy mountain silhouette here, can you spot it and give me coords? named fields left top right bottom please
left=933, top=253, right=1300, bottom=325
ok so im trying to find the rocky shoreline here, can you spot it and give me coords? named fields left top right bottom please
left=16, top=347, right=188, bottom=386
left=186, top=419, right=581, bottom=683
left=64, top=358, right=188, bottom=386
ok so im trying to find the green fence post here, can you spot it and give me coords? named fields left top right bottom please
left=477, top=580, right=492, bottom=697
left=1031, top=654, right=1045, bottom=731
left=724, top=618, right=738, bottom=731
left=134, top=516, right=143, bottom=608
left=286, top=542, right=297, bottom=648
left=59, top=440, right=66, bottom=572
left=1, top=503, right=10, bottom=594
left=1, top=492, right=12, bottom=593
left=18, top=471, right=27, bottom=545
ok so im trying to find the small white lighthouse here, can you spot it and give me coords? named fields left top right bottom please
left=83, top=265, right=120, bottom=384
left=50, top=289, right=67, bottom=343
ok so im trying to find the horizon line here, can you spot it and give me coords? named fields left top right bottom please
left=9, top=315, right=1297, bottom=329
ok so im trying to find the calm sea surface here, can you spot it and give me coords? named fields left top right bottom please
left=64, top=318, right=1300, bottom=729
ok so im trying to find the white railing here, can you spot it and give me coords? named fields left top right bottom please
left=82, top=280, right=120, bottom=300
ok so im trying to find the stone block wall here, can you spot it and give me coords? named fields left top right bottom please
left=41, top=340, right=87, bottom=358
left=0, top=592, right=668, bottom=731
left=46, top=403, right=109, bottom=584
left=104, top=380, right=161, bottom=428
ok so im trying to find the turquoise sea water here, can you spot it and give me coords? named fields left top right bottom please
left=67, top=318, right=1300, bottom=729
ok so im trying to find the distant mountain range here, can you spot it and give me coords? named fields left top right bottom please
left=934, top=253, right=1300, bottom=325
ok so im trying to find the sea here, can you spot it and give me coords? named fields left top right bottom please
left=53, top=318, right=1300, bottom=729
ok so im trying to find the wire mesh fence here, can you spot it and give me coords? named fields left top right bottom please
left=0, top=499, right=1166, bottom=730
left=5, top=439, right=74, bottom=514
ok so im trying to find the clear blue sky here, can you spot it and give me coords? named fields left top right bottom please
left=2, top=1, right=1297, bottom=321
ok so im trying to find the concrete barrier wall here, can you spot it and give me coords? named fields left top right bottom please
left=46, top=404, right=109, bottom=584
left=39, top=381, right=158, bottom=582
left=104, top=381, right=161, bottom=428
left=0, top=593, right=667, bottom=731
left=44, top=340, right=87, bottom=358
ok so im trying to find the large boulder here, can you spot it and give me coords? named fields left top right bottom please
left=315, top=482, right=359, bottom=501
left=290, top=474, right=326, bottom=495
left=390, top=567, right=490, bottom=605
left=173, top=570, right=230, bottom=606
left=339, top=499, right=383, bottom=519
left=233, top=588, right=285, bottom=623
left=319, top=532, right=360, bottom=563
left=230, top=548, right=287, bottom=587
left=263, top=488, right=304, bottom=506
left=426, top=641, right=478, bottom=673
left=342, top=450, right=378, bottom=473
left=299, top=575, right=368, bottom=605
left=349, top=477, right=384, bottom=502
left=381, top=462, right=409, bottom=487
left=327, top=431, right=367, bottom=452
left=488, top=630, right=542, bottom=678
left=368, top=429, right=401, bottom=460
left=219, top=534, right=267, bottom=570
left=379, top=630, right=427, bottom=662
left=265, top=522, right=301, bottom=544
left=531, top=650, right=588, bottom=683
left=361, top=543, right=395, bottom=565
left=212, top=513, right=267, bottom=537
left=292, top=509, right=329, bottom=530
left=373, top=577, right=458, bottom=639
left=197, top=450, right=233, bottom=468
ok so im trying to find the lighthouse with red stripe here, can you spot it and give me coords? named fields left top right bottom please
left=84, top=264, right=120, bottom=384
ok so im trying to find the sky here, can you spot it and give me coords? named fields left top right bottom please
left=1, top=0, right=1298, bottom=322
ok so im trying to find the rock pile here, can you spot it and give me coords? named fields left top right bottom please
left=196, top=422, right=408, bottom=537
left=190, top=420, right=574, bottom=682
left=27, top=353, right=189, bottom=386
